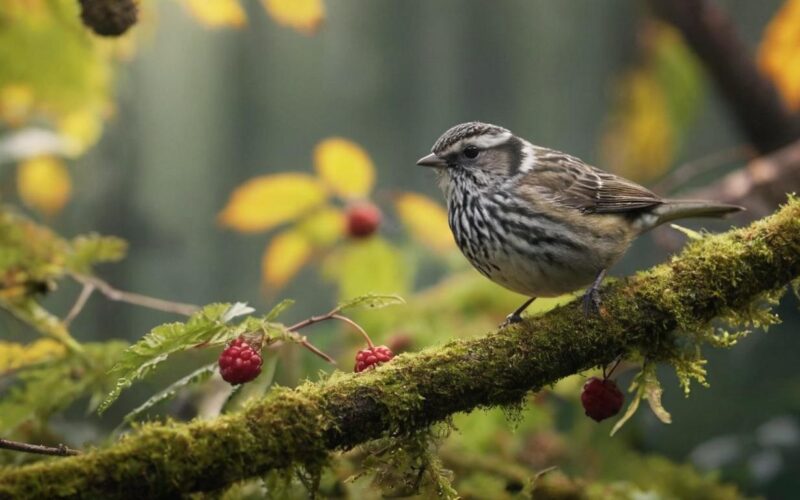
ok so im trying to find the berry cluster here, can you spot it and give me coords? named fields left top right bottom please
left=218, top=337, right=263, bottom=385
left=354, top=345, right=394, bottom=372
left=580, top=377, right=624, bottom=422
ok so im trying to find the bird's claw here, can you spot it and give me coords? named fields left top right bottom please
left=500, top=313, right=523, bottom=328
left=582, top=288, right=602, bottom=316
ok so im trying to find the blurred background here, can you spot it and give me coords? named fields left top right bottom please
left=1, top=0, right=799, bottom=498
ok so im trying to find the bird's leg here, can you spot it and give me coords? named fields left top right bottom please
left=501, top=297, right=536, bottom=327
left=582, top=269, right=607, bottom=316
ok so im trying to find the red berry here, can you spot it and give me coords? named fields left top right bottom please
left=346, top=202, right=382, bottom=239
left=354, top=345, right=394, bottom=372
left=219, top=337, right=263, bottom=385
left=581, top=377, right=624, bottom=422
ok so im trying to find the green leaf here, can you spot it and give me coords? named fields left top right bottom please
left=336, top=293, right=405, bottom=313
left=264, top=298, right=294, bottom=321
left=323, top=237, right=409, bottom=300
left=123, top=363, right=217, bottom=425
left=0, top=341, right=126, bottom=433
left=644, top=370, right=672, bottom=425
left=670, top=224, right=705, bottom=241
left=66, top=234, right=127, bottom=273
left=610, top=377, right=643, bottom=437
left=221, top=302, right=255, bottom=323
left=99, top=303, right=243, bottom=413
left=611, top=363, right=671, bottom=436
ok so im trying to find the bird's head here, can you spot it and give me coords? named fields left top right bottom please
left=417, top=121, right=531, bottom=195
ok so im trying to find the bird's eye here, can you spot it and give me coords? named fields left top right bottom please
left=463, top=146, right=480, bottom=159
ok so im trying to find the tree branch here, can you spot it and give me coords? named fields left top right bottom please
left=0, top=439, right=79, bottom=458
left=649, top=0, right=800, bottom=153
left=1, top=199, right=799, bottom=499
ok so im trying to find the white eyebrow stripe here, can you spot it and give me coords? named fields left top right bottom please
left=439, top=131, right=513, bottom=156
left=518, top=142, right=536, bottom=173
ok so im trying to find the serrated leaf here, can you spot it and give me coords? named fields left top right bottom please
left=262, top=229, right=313, bottom=288
left=336, top=293, right=405, bottom=313
left=99, top=303, right=240, bottom=413
left=123, top=363, right=217, bottom=424
left=314, top=138, right=375, bottom=199
left=221, top=302, right=256, bottom=323
left=66, top=233, right=127, bottom=272
left=218, top=174, right=327, bottom=233
left=262, top=0, right=324, bottom=35
left=394, top=193, right=455, bottom=253
left=264, top=298, right=294, bottom=321
left=17, top=156, right=72, bottom=217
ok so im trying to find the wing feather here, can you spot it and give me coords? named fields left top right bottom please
left=518, top=148, right=662, bottom=214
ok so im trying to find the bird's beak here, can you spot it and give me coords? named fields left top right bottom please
left=416, top=153, right=448, bottom=169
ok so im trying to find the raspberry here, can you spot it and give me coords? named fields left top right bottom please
left=218, top=337, right=263, bottom=385
left=354, top=345, right=394, bottom=372
left=581, top=377, right=624, bottom=422
left=346, top=202, right=382, bottom=239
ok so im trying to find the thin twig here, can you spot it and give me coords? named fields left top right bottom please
left=70, top=274, right=199, bottom=316
left=288, top=311, right=374, bottom=347
left=290, top=334, right=336, bottom=365
left=63, top=283, right=95, bottom=327
left=651, top=145, right=753, bottom=195
left=0, top=438, right=80, bottom=457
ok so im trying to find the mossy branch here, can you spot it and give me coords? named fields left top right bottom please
left=1, top=199, right=800, bottom=499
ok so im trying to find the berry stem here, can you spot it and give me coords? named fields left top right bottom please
left=287, top=310, right=374, bottom=348
left=331, top=314, right=373, bottom=348
left=294, top=335, right=337, bottom=365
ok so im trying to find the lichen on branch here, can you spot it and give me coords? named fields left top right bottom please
left=1, top=198, right=799, bottom=499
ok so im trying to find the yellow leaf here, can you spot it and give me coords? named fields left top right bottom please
left=17, top=156, right=72, bottom=217
left=601, top=69, right=673, bottom=183
left=394, top=193, right=455, bottom=253
left=262, top=0, right=324, bottom=35
left=262, top=230, right=312, bottom=288
left=297, top=206, right=345, bottom=247
left=58, top=108, right=103, bottom=157
left=322, top=237, right=409, bottom=299
left=219, top=173, right=327, bottom=233
left=758, top=0, right=800, bottom=110
left=0, top=84, right=35, bottom=127
left=0, top=339, right=66, bottom=373
left=314, top=138, right=375, bottom=199
left=181, top=0, right=247, bottom=28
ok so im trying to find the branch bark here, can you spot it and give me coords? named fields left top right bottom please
left=0, top=198, right=798, bottom=499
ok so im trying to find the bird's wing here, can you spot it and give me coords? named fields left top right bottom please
left=518, top=149, right=663, bottom=214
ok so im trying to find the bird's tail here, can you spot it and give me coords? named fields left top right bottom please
left=638, top=199, right=744, bottom=232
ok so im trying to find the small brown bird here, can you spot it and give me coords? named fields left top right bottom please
left=417, top=122, right=743, bottom=324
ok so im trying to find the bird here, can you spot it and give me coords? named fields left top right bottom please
left=417, top=121, right=743, bottom=325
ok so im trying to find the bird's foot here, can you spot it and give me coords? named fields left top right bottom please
left=582, top=287, right=602, bottom=317
left=582, top=269, right=607, bottom=317
left=500, top=313, right=524, bottom=328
